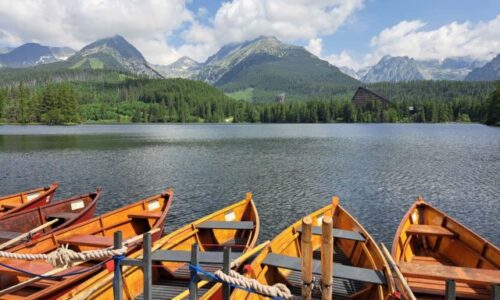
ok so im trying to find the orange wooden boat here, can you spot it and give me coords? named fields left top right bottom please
left=0, top=188, right=173, bottom=300
left=0, top=183, right=58, bottom=218
left=231, top=197, right=395, bottom=300
left=0, top=189, right=101, bottom=249
left=392, top=196, right=500, bottom=299
left=57, top=192, right=260, bottom=300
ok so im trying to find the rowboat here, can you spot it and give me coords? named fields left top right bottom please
left=0, top=183, right=58, bottom=218
left=231, top=197, right=396, bottom=300
left=392, top=196, right=500, bottom=299
left=0, top=189, right=101, bottom=249
left=58, top=192, right=260, bottom=300
left=0, top=188, right=173, bottom=299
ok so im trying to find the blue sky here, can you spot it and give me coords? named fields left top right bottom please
left=0, top=0, right=499, bottom=69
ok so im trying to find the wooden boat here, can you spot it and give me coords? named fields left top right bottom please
left=57, top=192, right=260, bottom=300
left=0, top=189, right=101, bottom=249
left=231, top=197, right=395, bottom=300
left=0, top=188, right=173, bottom=300
left=392, top=196, right=500, bottom=299
left=0, top=183, right=58, bottom=218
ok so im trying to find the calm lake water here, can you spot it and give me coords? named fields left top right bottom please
left=0, top=124, right=499, bottom=246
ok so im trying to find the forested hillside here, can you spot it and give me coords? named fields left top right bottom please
left=0, top=65, right=497, bottom=125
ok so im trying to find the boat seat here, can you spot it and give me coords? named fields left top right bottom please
left=0, top=231, right=22, bottom=240
left=1, top=203, right=17, bottom=210
left=128, top=212, right=163, bottom=220
left=58, top=234, right=114, bottom=248
left=407, top=277, right=491, bottom=299
left=151, top=250, right=240, bottom=264
left=197, top=221, right=255, bottom=230
left=45, top=212, right=79, bottom=220
left=405, top=224, right=456, bottom=237
left=297, top=226, right=365, bottom=242
left=398, top=262, right=500, bottom=285
left=262, top=253, right=387, bottom=285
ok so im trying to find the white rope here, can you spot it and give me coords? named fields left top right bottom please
left=0, top=245, right=128, bottom=268
left=214, top=269, right=301, bottom=299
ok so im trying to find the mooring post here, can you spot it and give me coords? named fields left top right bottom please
left=301, top=217, right=313, bottom=300
left=222, top=247, right=231, bottom=300
left=492, top=285, right=499, bottom=300
left=143, top=232, right=152, bottom=300
left=189, top=244, right=199, bottom=300
left=445, top=279, right=456, bottom=300
left=321, top=216, right=333, bottom=300
left=113, top=231, right=123, bottom=300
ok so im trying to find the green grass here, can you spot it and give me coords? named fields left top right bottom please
left=226, top=88, right=254, bottom=101
left=89, top=58, right=104, bottom=69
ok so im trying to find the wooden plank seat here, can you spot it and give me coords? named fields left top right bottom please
left=405, top=224, right=456, bottom=237
left=297, top=226, right=365, bottom=242
left=0, top=231, right=22, bottom=240
left=128, top=212, right=162, bottom=220
left=398, top=262, right=500, bottom=285
left=262, top=253, right=387, bottom=285
left=45, top=212, right=79, bottom=220
left=407, top=277, right=491, bottom=299
left=151, top=250, right=240, bottom=264
left=58, top=234, right=114, bottom=248
left=196, top=221, right=255, bottom=230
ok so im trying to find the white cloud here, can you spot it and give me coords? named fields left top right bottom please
left=326, top=15, right=500, bottom=70
left=306, top=38, right=323, bottom=57
left=370, top=16, right=500, bottom=61
left=179, top=0, right=364, bottom=62
left=325, top=51, right=363, bottom=70
left=0, top=0, right=193, bottom=64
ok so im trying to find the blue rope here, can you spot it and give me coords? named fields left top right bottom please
left=0, top=258, right=111, bottom=279
left=113, top=254, right=125, bottom=289
left=188, top=264, right=285, bottom=300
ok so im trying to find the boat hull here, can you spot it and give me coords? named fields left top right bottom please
left=0, top=183, right=58, bottom=218
left=392, top=197, right=500, bottom=299
left=58, top=193, right=260, bottom=300
left=0, top=188, right=173, bottom=300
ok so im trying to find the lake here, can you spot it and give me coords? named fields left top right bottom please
left=0, top=124, right=498, bottom=246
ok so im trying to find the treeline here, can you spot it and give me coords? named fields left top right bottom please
left=0, top=77, right=498, bottom=124
left=0, top=83, right=79, bottom=124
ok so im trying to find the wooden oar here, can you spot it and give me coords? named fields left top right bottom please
left=0, top=218, right=59, bottom=250
left=172, top=240, right=271, bottom=300
left=380, top=243, right=417, bottom=300
left=0, top=228, right=160, bottom=297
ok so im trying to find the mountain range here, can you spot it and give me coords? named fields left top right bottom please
left=0, top=43, right=75, bottom=68
left=343, top=55, right=488, bottom=82
left=0, top=35, right=498, bottom=101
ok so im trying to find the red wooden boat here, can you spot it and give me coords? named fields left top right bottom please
left=0, top=188, right=173, bottom=300
left=0, top=183, right=58, bottom=218
left=0, top=189, right=101, bottom=249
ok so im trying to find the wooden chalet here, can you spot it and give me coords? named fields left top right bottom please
left=351, top=87, right=391, bottom=108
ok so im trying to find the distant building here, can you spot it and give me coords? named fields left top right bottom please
left=351, top=87, right=390, bottom=108
left=275, top=93, right=285, bottom=103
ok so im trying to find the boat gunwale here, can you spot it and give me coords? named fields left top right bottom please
left=0, top=188, right=102, bottom=244
left=391, top=198, right=500, bottom=262
left=0, top=183, right=59, bottom=217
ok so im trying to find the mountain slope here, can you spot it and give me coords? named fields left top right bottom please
left=362, top=56, right=424, bottom=82
left=360, top=55, right=486, bottom=82
left=155, top=56, right=202, bottom=78
left=0, top=43, right=56, bottom=68
left=65, top=35, right=161, bottom=77
left=197, top=36, right=359, bottom=101
left=465, top=54, right=500, bottom=81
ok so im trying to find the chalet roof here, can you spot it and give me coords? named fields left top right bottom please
left=351, top=87, right=390, bottom=107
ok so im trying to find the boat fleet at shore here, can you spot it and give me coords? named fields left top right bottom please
left=0, top=184, right=498, bottom=299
